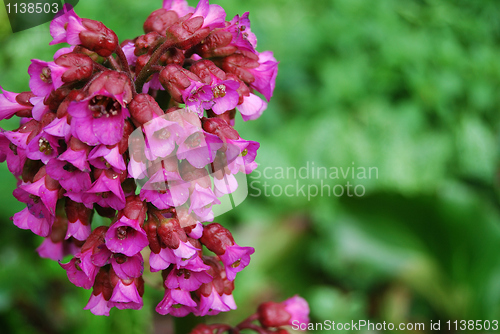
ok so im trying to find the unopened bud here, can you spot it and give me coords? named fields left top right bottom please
left=190, top=59, right=226, bottom=85
left=129, top=93, right=164, bottom=126
left=55, top=52, right=94, bottom=83
left=222, top=54, right=260, bottom=84
left=166, top=14, right=210, bottom=50
left=157, top=218, right=187, bottom=249
left=200, top=223, right=234, bottom=255
left=135, top=31, right=164, bottom=56
left=159, top=64, right=202, bottom=103
left=143, top=9, right=179, bottom=35
left=79, top=19, right=119, bottom=58
left=196, top=30, right=236, bottom=58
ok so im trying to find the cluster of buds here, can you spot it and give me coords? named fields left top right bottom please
left=190, top=295, right=310, bottom=334
left=0, top=0, right=278, bottom=317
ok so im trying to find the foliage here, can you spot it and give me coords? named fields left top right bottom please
left=1, top=0, right=500, bottom=333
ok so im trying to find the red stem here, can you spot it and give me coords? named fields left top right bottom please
left=135, top=40, right=174, bottom=92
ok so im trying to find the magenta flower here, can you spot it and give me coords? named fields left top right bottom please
left=191, top=0, right=226, bottom=30
left=177, top=130, right=222, bottom=168
left=227, top=12, right=257, bottom=52
left=105, top=216, right=149, bottom=256
left=88, top=144, right=126, bottom=171
left=28, top=60, right=58, bottom=97
left=46, top=158, right=92, bottom=193
left=213, top=173, right=238, bottom=196
left=196, top=285, right=230, bottom=316
left=226, top=138, right=260, bottom=174
left=44, top=115, right=71, bottom=139
left=68, top=71, right=132, bottom=146
left=140, top=168, right=190, bottom=209
left=182, top=81, right=213, bottom=116
left=248, top=51, right=279, bottom=101
left=84, top=292, right=112, bottom=316
left=0, top=86, right=32, bottom=121
left=58, top=137, right=91, bottom=172
left=17, top=173, right=59, bottom=216
left=162, top=0, right=193, bottom=16
left=81, top=169, right=126, bottom=210
left=219, top=244, right=255, bottom=281
left=283, top=295, right=310, bottom=327
left=188, top=184, right=220, bottom=217
left=111, top=253, right=144, bottom=280
left=238, top=93, right=268, bottom=121
left=37, top=237, right=79, bottom=261
left=143, top=116, right=183, bottom=159
left=60, top=256, right=97, bottom=289
left=108, top=270, right=144, bottom=310
left=165, top=268, right=212, bottom=291
left=12, top=207, right=54, bottom=238
left=149, top=241, right=198, bottom=272
left=26, top=130, right=60, bottom=164
left=65, top=199, right=93, bottom=241
left=50, top=4, right=81, bottom=45
left=156, top=288, right=197, bottom=316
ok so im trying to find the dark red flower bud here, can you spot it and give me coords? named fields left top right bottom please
left=92, top=267, right=113, bottom=301
left=200, top=223, right=234, bottom=255
left=15, top=91, right=35, bottom=107
left=65, top=199, right=93, bottom=226
left=55, top=53, right=94, bottom=83
left=196, top=30, right=236, bottom=58
left=166, top=14, right=210, bottom=50
left=21, top=159, right=44, bottom=183
left=15, top=91, right=35, bottom=117
left=87, top=71, right=133, bottom=105
left=143, top=9, right=179, bottom=35
left=79, top=19, right=119, bottom=58
left=190, top=59, right=226, bottom=85
left=257, top=302, right=291, bottom=328
left=188, top=324, right=214, bottom=334
left=206, top=108, right=236, bottom=125
left=222, top=54, right=260, bottom=84
left=118, top=120, right=134, bottom=154
left=44, top=86, right=73, bottom=111
left=122, top=195, right=146, bottom=222
left=135, top=31, right=164, bottom=56
left=73, top=45, right=104, bottom=63
left=81, top=225, right=109, bottom=254
left=129, top=93, right=165, bottom=126
left=144, top=218, right=162, bottom=254
left=202, top=117, right=239, bottom=140
left=134, top=54, right=151, bottom=77
left=48, top=214, right=68, bottom=243
left=157, top=218, right=187, bottom=249
left=18, top=119, right=42, bottom=146
left=159, top=64, right=202, bottom=103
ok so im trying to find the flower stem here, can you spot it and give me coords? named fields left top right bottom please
left=115, top=45, right=133, bottom=78
left=135, top=40, right=174, bottom=93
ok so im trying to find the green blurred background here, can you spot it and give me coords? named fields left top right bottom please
left=2, top=0, right=500, bottom=333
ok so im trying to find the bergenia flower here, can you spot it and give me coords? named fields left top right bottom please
left=68, top=71, right=132, bottom=146
left=1, top=0, right=278, bottom=319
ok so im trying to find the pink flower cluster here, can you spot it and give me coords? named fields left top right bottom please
left=0, top=0, right=278, bottom=316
